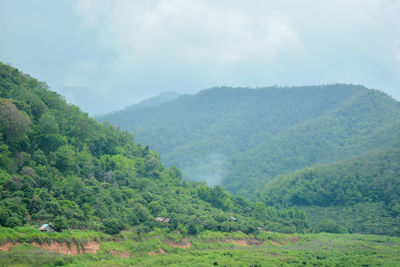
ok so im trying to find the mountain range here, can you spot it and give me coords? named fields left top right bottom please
left=97, top=85, right=400, bottom=196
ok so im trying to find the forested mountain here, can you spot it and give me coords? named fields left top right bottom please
left=0, top=62, right=307, bottom=234
left=98, top=85, right=400, bottom=196
left=99, top=91, right=181, bottom=116
left=263, top=146, right=400, bottom=235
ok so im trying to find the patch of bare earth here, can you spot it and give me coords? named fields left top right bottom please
left=31, top=241, right=100, bottom=255
left=169, top=238, right=191, bottom=248
left=0, top=242, right=21, bottom=251
left=287, top=236, right=300, bottom=244
left=148, top=248, right=166, bottom=255
left=223, top=239, right=263, bottom=246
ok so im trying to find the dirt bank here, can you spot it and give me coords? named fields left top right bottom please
left=222, top=239, right=264, bottom=246
left=169, top=238, right=191, bottom=248
left=32, top=241, right=100, bottom=255
left=0, top=241, right=100, bottom=255
left=0, top=242, right=21, bottom=252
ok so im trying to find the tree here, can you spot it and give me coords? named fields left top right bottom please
left=55, top=145, right=76, bottom=172
left=0, top=101, right=30, bottom=146
left=38, top=112, right=58, bottom=134
left=53, top=215, right=68, bottom=232
left=103, top=217, right=124, bottom=234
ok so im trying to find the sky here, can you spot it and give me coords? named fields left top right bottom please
left=0, top=0, right=399, bottom=115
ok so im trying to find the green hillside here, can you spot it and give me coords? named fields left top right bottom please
left=263, top=146, right=400, bottom=235
left=97, top=85, right=400, bottom=196
left=0, top=62, right=307, bottom=234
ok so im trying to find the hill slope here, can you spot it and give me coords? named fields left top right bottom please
left=263, top=146, right=400, bottom=235
left=98, top=85, right=400, bottom=195
left=0, top=62, right=308, bottom=234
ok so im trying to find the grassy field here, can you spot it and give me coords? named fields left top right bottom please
left=0, top=228, right=399, bottom=266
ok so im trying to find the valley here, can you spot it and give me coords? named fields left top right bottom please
left=0, top=62, right=399, bottom=266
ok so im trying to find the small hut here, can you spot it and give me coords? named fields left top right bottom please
left=39, top=223, right=54, bottom=233
left=156, top=217, right=171, bottom=223
left=229, top=216, right=238, bottom=222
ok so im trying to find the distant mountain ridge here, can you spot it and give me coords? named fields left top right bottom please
left=97, top=85, right=400, bottom=196
left=96, top=91, right=181, bottom=118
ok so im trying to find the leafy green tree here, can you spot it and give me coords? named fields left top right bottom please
left=103, top=217, right=124, bottom=234
left=53, top=215, right=68, bottom=232
left=0, top=101, right=30, bottom=147
left=55, top=145, right=76, bottom=172
left=0, top=205, right=10, bottom=226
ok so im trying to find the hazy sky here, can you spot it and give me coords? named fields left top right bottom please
left=1, top=0, right=399, bottom=114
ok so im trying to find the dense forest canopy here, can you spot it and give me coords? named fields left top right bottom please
left=0, top=62, right=308, bottom=235
left=98, top=85, right=400, bottom=196
left=263, top=146, right=400, bottom=235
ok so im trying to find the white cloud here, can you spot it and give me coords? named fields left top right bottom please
left=75, top=0, right=301, bottom=66
left=71, top=0, right=400, bottom=112
left=2, top=0, right=399, bottom=115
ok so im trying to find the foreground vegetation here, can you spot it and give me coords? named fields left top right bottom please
left=1, top=227, right=400, bottom=266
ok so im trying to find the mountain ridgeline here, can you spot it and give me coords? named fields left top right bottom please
left=0, top=62, right=310, bottom=234
left=98, top=85, right=400, bottom=196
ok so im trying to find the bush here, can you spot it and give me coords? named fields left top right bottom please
left=314, top=220, right=348, bottom=234
left=103, top=218, right=124, bottom=235
left=53, top=215, right=68, bottom=232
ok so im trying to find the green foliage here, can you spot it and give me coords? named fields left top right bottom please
left=314, top=219, right=348, bottom=234
left=97, top=85, right=400, bottom=197
left=0, top=62, right=306, bottom=235
left=0, top=100, right=30, bottom=148
left=53, top=216, right=68, bottom=232
left=264, top=147, right=400, bottom=235
left=103, top=218, right=124, bottom=235
left=265, top=147, right=400, bottom=207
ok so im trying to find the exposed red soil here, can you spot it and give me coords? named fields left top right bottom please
left=222, top=239, right=264, bottom=246
left=32, top=241, right=100, bottom=255
left=223, top=239, right=248, bottom=246
left=287, top=236, right=300, bottom=244
left=148, top=248, right=166, bottom=255
left=32, top=242, right=80, bottom=255
left=0, top=241, right=101, bottom=255
left=169, top=238, right=191, bottom=248
left=120, top=251, right=131, bottom=258
left=246, top=239, right=264, bottom=245
left=83, top=241, right=101, bottom=254
left=0, top=242, right=21, bottom=252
